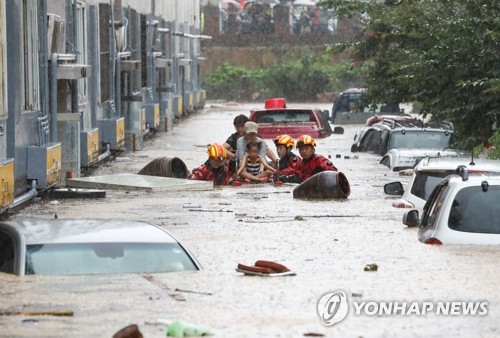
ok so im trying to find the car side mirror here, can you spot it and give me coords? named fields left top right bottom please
left=333, top=127, right=344, bottom=134
left=384, top=181, right=404, bottom=195
left=403, top=209, right=419, bottom=227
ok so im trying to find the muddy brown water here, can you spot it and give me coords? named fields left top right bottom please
left=1, top=103, right=499, bottom=337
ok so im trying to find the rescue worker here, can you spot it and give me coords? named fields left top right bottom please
left=273, top=134, right=301, bottom=176
left=188, top=143, right=233, bottom=186
left=280, top=135, right=337, bottom=183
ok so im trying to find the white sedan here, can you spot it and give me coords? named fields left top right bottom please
left=0, top=218, right=201, bottom=275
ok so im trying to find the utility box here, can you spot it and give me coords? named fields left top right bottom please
left=80, top=128, right=99, bottom=167
left=57, top=64, right=91, bottom=79
left=145, top=103, right=160, bottom=129
left=98, top=117, right=125, bottom=151
left=194, top=90, right=201, bottom=109
left=183, top=91, right=193, bottom=114
left=172, top=96, right=182, bottom=118
left=27, top=143, right=62, bottom=189
left=0, top=158, right=14, bottom=210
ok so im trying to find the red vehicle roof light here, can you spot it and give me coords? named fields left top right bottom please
left=424, top=237, right=443, bottom=245
left=265, top=98, right=286, bottom=109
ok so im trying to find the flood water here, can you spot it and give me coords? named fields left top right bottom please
left=1, top=102, right=499, bottom=337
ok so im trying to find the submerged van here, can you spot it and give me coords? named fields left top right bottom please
left=332, top=88, right=401, bottom=124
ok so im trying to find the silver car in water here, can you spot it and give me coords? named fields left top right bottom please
left=0, top=218, right=201, bottom=276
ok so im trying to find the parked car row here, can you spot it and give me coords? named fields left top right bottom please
left=347, top=112, right=500, bottom=245
left=383, top=156, right=500, bottom=245
left=352, top=118, right=461, bottom=171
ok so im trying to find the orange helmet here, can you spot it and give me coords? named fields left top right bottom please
left=274, top=134, right=295, bottom=148
left=296, top=135, right=316, bottom=148
left=207, top=143, right=227, bottom=160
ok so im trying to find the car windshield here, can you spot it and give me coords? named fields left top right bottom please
left=255, top=110, right=313, bottom=123
left=25, top=242, right=197, bottom=275
left=411, top=170, right=456, bottom=200
left=390, top=131, right=450, bottom=149
left=448, top=185, right=500, bottom=234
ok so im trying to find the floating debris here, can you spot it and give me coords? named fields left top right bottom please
left=364, top=263, right=378, bottom=272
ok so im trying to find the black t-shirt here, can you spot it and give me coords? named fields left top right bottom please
left=225, top=132, right=242, bottom=151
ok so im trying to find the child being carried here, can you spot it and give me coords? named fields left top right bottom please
left=237, top=141, right=276, bottom=183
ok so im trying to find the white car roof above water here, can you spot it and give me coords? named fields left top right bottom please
left=7, top=219, right=177, bottom=245
left=416, top=157, right=500, bottom=172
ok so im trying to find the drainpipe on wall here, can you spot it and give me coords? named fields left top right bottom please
left=40, top=0, right=50, bottom=143
left=10, top=180, right=38, bottom=209
left=115, top=51, right=131, bottom=118
left=71, top=0, right=79, bottom=116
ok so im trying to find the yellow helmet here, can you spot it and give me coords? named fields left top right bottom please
left=296, top=135, right=316, bottom=148
left=274, top=134, right=295, bottom=148
left=207, top=143, right=227, bottom=160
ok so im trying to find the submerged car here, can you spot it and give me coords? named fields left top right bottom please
left=332, top=88, right=401, bottom=124
left=379, top=121, right=460, bottom=171
left=403, top=167, right=500, bottom=244
left=352, top=119, right=459, bottom=170
left=385, top=157, right=500, bottom=209
left=249, top=98, right=338, bottom=139
left=0, top=219, right=201, bottom=276
left=365, top=114, right=420, bottom=127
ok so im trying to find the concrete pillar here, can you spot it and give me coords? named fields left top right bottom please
left=57, top=113, right=81, bottom=185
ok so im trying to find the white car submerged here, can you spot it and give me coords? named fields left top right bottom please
left=384, top=157, right=500, bottom=210
left=0, top=219, right=201, bottom=276
left=403, top=167, right=500, bottom=245
left=381, top=148, right=462, bottom=172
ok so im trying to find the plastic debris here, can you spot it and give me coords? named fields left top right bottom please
left=183, top=204, right=201, bottom=208
left=166, top=320, right=213, bottom=337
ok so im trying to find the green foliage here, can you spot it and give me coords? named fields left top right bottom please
left=320, top=0, right=500, bottom=145
left=202, top=63, right=258, bottom=101
left=203, top=51, right=366, bottom=102
left=473, top=129, right=500, bottom=160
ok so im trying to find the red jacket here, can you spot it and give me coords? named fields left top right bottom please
left=278, top=152, right=302, bottom=176
left=299, top=154, right=338, bottom=182
left=280, top=154, right=337, bottom=183
left=188, top=160, right=232, bottom=185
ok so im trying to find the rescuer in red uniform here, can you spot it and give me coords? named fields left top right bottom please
left=280, top=135, right=337, bottom=183
left=188, top=143, right=233, bottom=185
left=273, top=134, right=302, bottom=176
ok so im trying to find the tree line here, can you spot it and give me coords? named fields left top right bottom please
left=320, top=0, right=499, bottom=148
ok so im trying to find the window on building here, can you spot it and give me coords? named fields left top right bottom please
left=22, top=0, right=40, bottom=111
left=77, top=2, right=88, bottom=107
left=99, top=3, right=111, bottom=103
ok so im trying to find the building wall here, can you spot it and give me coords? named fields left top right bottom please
left=0, top=0, right=205, bottom=202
